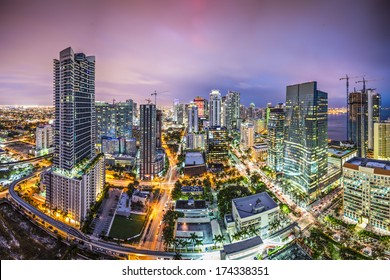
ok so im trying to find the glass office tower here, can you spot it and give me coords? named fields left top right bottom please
left=284, top=81, right=328, bottom=198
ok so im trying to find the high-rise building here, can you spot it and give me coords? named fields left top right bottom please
left=139, top=104, right=156, bottom=179
left=193, top=96, right=206, bottom=118
left=139, top=104, right=158, bottom=180
left=343, top=157, right=390, bottom=234
left=367, top=89, right=381, bottom=150
left=225, top=90, right=241, bottom=130
left=267, top=107, right=285, bottom=172
left=36, top=124, right=53, bottom=151
left=348, top=91, right=368, bottom=157
left=374, top=122, right=390, bottom=160
left=156, top=109, right=162, bottom=148
left=240, top=122, right=254, bottom=149
left=284, top=81, right=328, bottom=199
left=46, top=47, right=105, bottom=225
left=247, top=102, right=256, bottom=120
left=209, top=90, right=221, bottom=127
left=96, top=99, right=133, bottom=142
left=187, top=103, right=198, bottom=133
left=206, top=126, right=228, bottom=164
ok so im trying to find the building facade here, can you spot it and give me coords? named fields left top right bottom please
left=209, top=90, right=222, bottom=127
left=240, top=122, right=254, bottom=149
left=343, top=157, right=390, bottom=234
left=139, top=104, right=156, bottom=180
left=225, top=90, right=241, bottom=130
left=206, top=126, right=229, bottom=164
left=267, top=107, right=285, bottom=172
left=187, top=103, right=199, bottom=133
left=95, top=99, right=133, bottom=142
left=284, top=81, right=328, bottom=199
left=367, top=90, right=381, bottom=150
left=348, top=91, right=368, bottom=157
left=46, top=47, right=105, bottom=225
left=374, top=122, right=390, bottom=160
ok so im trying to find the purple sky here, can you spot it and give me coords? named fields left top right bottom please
left=0, top=0, right=389, bottom=107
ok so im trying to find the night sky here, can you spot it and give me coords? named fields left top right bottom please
left=1, top=0, right=389, bottom=107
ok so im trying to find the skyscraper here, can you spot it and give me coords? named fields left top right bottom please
left=187, top=103, right=198, bottom=133
left=139, top=104, right=156, bottom=180
left=284, top=81, right=328, bottom=199
left=367, top=89, right=381, bottom=150
left=206, top=126, right=228, bottom=164
left=46, top=47, right=105, bottom=225
left=267, top=107, right=285, bottom=172
left=96, top=99, right=133, bottom=142
left=348, top=91, right=368, bottom=157
left=209, top=90, right=221, bottom=127
left=193, top=96, right=206, bottom=118
left=225, top=90, right=241, bottom=130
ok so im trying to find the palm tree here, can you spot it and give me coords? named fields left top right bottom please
left=195, top=238, right=203, bottom=252
left=213, top=234, right=226, bottom=248
left=232, top=232, right=241, bottom=241
left=189, top=232, right=198, bottom=250
left=178, top=239, right=186, bottom=252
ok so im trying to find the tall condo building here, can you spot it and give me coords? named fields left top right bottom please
left=187, top=103, right=199, bottom=133
left=225, top=90, right=241, bottom=130
left=240, top=122, right=254, bottom=149
left=348, top=91, right=368, bottom=157
left=374, top=122, right=390, bottom=160
left=139, top=103, right=161, bottom=180
left=209, top=90, right=222, bottom=127
left=284, top=81, right=328, bottom=199
left=193, top=96, right=206, bottom=118
left=46, top=47, right=105, bottom=225
left=95, top=99, right=133, bottom=142
left=343, top=157, right=390, bottom=234
left=267, top=107, right=285, bottom=172
left=367, top=89, right=381, bottom=150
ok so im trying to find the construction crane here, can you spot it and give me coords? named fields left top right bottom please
left=355, top=77, right=380, bottom=93
left=150, top=90, right=168, bottom=106
left=339, top=74, right=360, bottom=141
left=145, top=98, right=152, bottom=104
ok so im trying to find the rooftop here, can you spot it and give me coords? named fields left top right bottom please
left=345, top=157, right=390, bottom=171
left=233, top=192, right=278, bottom=219
left=328, top=148, right=356, bottom=158
left=185, top=152, right=205, bottom=166
left=223, top=236, right=263, bottom=255
left=175, top=199, right=207, bottom=210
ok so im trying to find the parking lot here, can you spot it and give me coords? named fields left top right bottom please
left=90, top=188, right=121, bottom=237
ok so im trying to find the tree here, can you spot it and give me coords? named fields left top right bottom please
left=213, top=234, right=226, bottom=248
left=217, top=185, right=251, bottom=218
left=171, top=181, right=182, bottom=200
left=232, top=232, right=241, bottom=241
left=189, top=232, right=198, bottom=250
left=195, top=238, right=203, bottom=252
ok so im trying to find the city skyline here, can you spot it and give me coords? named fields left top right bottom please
left=1, top=0, right=389, bottom=108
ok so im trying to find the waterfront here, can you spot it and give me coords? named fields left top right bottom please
left=328, top=109, right=390, bottom=141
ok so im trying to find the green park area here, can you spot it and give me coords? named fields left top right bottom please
left=109, top=214, right=146, bottom=240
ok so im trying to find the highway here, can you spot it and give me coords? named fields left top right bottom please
left=0, top=153, right=53, bottom=167
left=7, top=168, right=204, bottom=259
